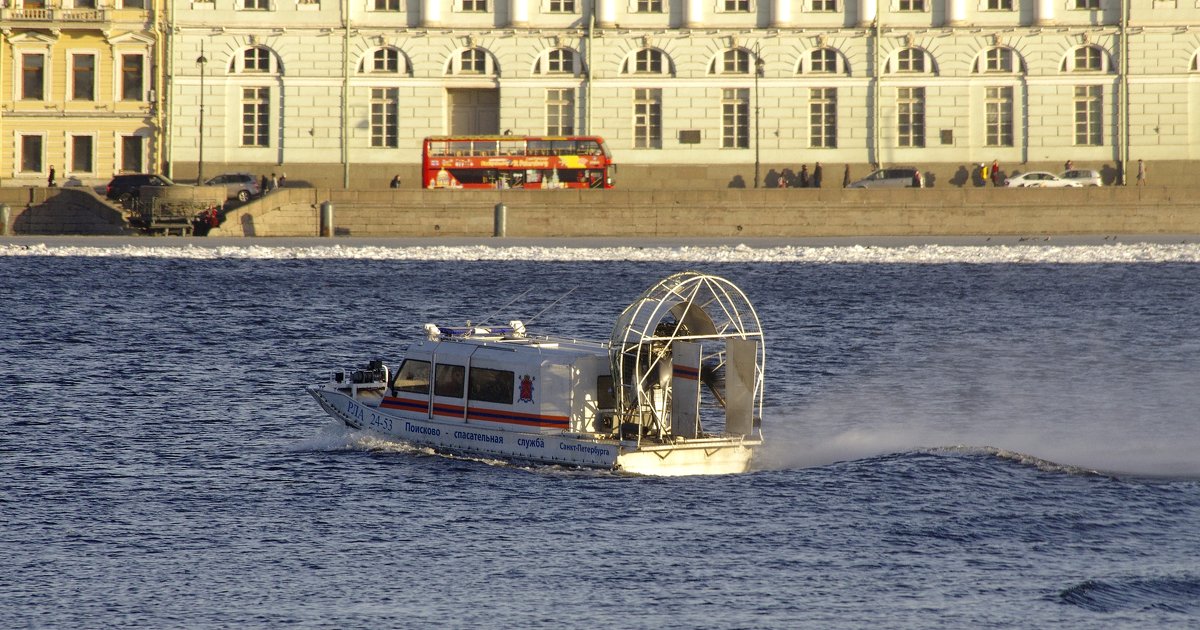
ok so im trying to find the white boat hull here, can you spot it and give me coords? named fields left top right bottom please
left=308, top=385, right=757, bottom=475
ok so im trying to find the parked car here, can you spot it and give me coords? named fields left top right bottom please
left=847, top=167, right=923, bottom=188
left=204, top=172, right=261, bottom=202
left=1003, top=172, right=1082, bottom=188
left=105, top=173, right=178, bottom=207
left=1059, top=169, right=1103, bottom=187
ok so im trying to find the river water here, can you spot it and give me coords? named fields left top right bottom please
left=2, top=238, right=1198, bottom=628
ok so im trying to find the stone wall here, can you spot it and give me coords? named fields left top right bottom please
left=0, top=187, right=133, bottom=236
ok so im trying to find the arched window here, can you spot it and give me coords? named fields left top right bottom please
left=887, top=47, right=935, bottom=75
left=973, top=47, right=1025, bottom=74
left=359, top=47, right=408, bottom=74
left=534, top=47, right=581, bottom=75
left=709, top=48, right=752, bottom=75
left=448, top=47, right=498, bottom=76
left=229, top=45, right=280, bottom=74
left=622, top=48, right=672, bottom=75
left=1060, top=45, right=1111, bottom=73
left=799, top=47, right=849, bottom=75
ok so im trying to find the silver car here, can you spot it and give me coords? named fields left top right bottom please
left=1059, top=169, right=1103, bottom=187
left=1004, top=171, right=1082, bottom=188
left=847, top=167, right=923, bottom=188
left=204, top=172, right=261, bottom=202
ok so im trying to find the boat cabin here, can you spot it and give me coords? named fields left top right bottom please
left=385, top=323, right=617, bottom=436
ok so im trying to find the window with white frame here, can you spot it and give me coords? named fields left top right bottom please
left=370, top=87, right=399, bottom=148
left=121, top=135, right=143, bottom=172
left=812, top=0, right=835, bottom=11
left=538, top=48, right=576, bottom=74
left=898, top=0, right=924, bottom=10
left=897, top=86, right=925, bottom=147
left=373, top=0, right=400, bottom=10
left=1072, top=46, right=1103, bottom=72
left=20, top=135, right=43, bottom=172
left=458, top=48, right=487, bottom=74
left=242, top=47, right=272, bottom=73
left=986, top=0, right=1012, bottom=9
left=896, top=48, right=926, bottom=73
left=980, top=47, right=1017, bottom=73
left=460, top=0, right=488, bottom=11
left=723, top=0, right=750, bottom=11
left=242, top=0, right=269, bottom=9
left=369, top=48, right=401, bottom=73
left=985, top=86, right=1014, bottom=147
left=71, top=135, right=95, bottom=173
left=633, top=88, right=662, bottom=149
left=548, top=0, right=575, bottom=12
left=721, top=88, right=750, bottom=149
left=21, top=53, right=45, bottom=100
left=810, top=48, right=837, bottom=73
left=242, top=87, right=270, bottom=147
left=72, top=53, right=96, bottom=101
left=635, top=0, right=663, bottom=11
left=1074, top=0, right=1099, bottom=8
left=120, top=53, right=144, bottom=101
left=712, top=49, right=750, bottom=74
left=626, top=49, right=667, bottom=74
left=1074, top=85, right=1102, bottom=145
left=810, top=88, right=837, bottom=148
left=546, top=88, right=575, bottom=135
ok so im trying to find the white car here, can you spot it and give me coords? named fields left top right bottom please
left=1060, top=169, right=1103, bottom=187
left=1004, top=171, right=1083, bottom=188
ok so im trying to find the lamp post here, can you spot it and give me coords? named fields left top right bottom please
left=196, top=43, right=207, bottom=184
left=753, top=47, right=764, bottom=189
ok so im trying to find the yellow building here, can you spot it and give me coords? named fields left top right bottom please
left=0, top=0, right=165, bottom=189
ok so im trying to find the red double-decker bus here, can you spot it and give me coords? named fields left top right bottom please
left=422, top=135, right=615, bottom=189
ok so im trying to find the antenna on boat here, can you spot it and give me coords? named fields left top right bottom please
left=523, top=287, right=577, bottom=326
left=476, top=286, right=536, bottom=326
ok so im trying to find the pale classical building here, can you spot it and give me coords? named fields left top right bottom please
left=161, top=0, right=1199, bottom=188
left=1, top=0, right=165, bottom=188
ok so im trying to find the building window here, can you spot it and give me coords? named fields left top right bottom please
left=983, top=47, right=1014, bottom=73
left=723, top=0, right=749, bottom=11
left=986, top=0, right=1012, bottom=9
left=721, top=88, right=750, bottom=149
left=21, top=135, right=43, bottom=172
left=810, top=48, right=837, bottom=73
left=72, top=54, right=96, bottom=101
left=1074, top=0, right=1098, bottom=8
left=21, top=54, right=45, bottom=100
left=549, top=0, right=575, bottom=11
left=1073, top=46, right=1102, bottom=72
left=242, top=0, right=269, bottom=9
left=121, top=54, right=144, bottom=101
left=72, top=136, right=94, bottom=173
left=122, top=0, right=145, bottom=7
left=897, top=48, right=925, bottom=73
left=636, top=0, right=663, bottom=10
left=373, top=48, right=400, bottom=73
left=242, top=87, right=270, bottom=147
left=373, top=0, right=400, bottom=9
left=461, top=0, right=487, bottom=11
left=812, top=0, right=835, bottom=11
left=121, top=136, right=142, bottom=172
left=541, top=48, right=575, bottom=74
left=460, top=48, right=486, bottom=74
left=898, top=0, right=923, bottom=10
left=1074, top=85, right=1102, bottom=146
left=810, top=88, right=837, bottom=148
left=244, top=47, right=271, bottom=73
left=897, top=86, right=925, bottom=147
left=985, top=86, right=1014, bottom=147
left=629, top=49, right=665, bottom=74
left=724, top=49, right=750, bottom=74
left=370, top=87, right=399, bottom=148
left=546, top=88, right=575, bottom=135
left=633, top=88, right=662, bottom=149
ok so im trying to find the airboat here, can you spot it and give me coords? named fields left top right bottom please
left=307, top=272, right=765, bottom=475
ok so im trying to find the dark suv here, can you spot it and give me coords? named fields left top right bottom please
left=105, top=173, right=176, bottom=206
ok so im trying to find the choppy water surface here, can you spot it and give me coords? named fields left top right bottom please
left=2, top=240, right=1198, bottom=628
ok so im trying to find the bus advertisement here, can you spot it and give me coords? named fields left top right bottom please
left=422, top=136, right=615, bottom=189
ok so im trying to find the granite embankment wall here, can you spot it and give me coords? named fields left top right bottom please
left=3, top=185, right=1198, bottom=237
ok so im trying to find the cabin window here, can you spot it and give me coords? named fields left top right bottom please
left=393, top=359, right=430, bottom=393
left=468, top=367, right=514, bottom=404
left=434, top=364, right=465, bottom=398
left=597, top=375, right=616, bottom=410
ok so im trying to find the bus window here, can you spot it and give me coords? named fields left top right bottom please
left=473, top=140, right=498, bottom=156
left=449, top=140, right=472, bottom=156
left=428, top=141, right=449, bottom=157
left=551, top=140, right=577, bottom=155
left=581, top=140, right=603, bottom=156
left=500, top=139, right=523, bottom=156
left=528, top=140, right=552, bottom=156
